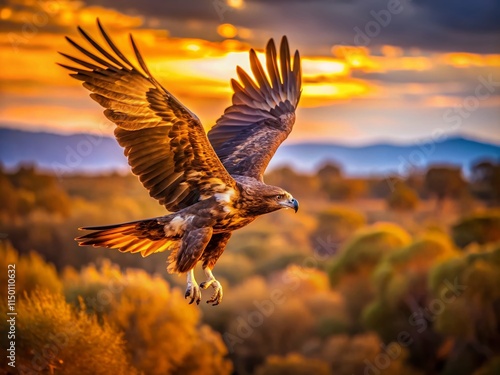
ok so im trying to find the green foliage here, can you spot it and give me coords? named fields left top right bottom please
left=329, top=223, right=411, bottom=285
left=0, top=242, right=62, bottom=299
left=387, top=182, right=419, bottom=211
left=327, top=223, right=411, bottom=330
left=451, top=210, right=500, bottom=248
left=255, top=353, right=331, bottom=375
left=429, top=246, right=500, bottom=343
left=0, top=289, right=134, bottom=374
left=363, top=233, right=461, bottom=373
left=364, top=235, right=499, bottom=374
left=373, top=233, right=458, bottom=295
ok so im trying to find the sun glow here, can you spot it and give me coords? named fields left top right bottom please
left=217, top=23, right=238, bottom=39
left=227, top=0, right=244, bottom=9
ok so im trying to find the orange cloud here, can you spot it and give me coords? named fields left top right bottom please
left=440, top=52, right=500, bottom=68
left=1, top=0, right=499, bottom=144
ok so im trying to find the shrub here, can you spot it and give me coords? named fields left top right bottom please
left=311, top=207, right=366, bottom=256
left=451, top=210, right=500, bottom=248
left=0, top=290, right=134, bottom=374
left=63, top=261, right=232, bottom=375
left=387, top=183, right=419, bottom=211
left=0, top=242, right=62, bottom=299
left=255, top=353, right=330, bottom=375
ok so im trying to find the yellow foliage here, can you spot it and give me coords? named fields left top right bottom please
left=319, top=333, right=423, bottom=375
left=0, top=242, right=62, bottom=299
left=0, top=289, right=134, bottom=374
left=63, top=260, right=232, bottom=375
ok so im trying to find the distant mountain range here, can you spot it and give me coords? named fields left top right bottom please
left=1, top=127, right=499, bottom=177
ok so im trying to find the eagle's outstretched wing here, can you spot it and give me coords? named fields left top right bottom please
left=207, top=37, right=302, bottom=181
left=59, top=20, right=236, bottom=211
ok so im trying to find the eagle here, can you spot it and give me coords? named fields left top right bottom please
left=60, top=20, right=301, bottom=305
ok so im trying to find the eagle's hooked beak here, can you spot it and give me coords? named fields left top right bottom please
left=284, top=198, right=299, bottom=213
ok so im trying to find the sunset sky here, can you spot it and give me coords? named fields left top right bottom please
left=1, top=0, right=499, bottom=145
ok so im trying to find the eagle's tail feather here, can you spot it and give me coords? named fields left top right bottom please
left=76, top=217, right=180, bottom=259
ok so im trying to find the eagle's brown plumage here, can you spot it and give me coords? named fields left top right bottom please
left=62, top=19, right=301, bottom=305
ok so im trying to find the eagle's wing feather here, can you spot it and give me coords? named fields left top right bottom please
left=208, top=37, right=302, bottom=180
left=60, top=20, right=236, bottom=211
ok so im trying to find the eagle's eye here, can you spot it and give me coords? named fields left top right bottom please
left=276, top=194, right=284, bottom=200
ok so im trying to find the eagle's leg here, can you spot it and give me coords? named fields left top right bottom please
left=200, top=267, right=223, bottom=306
left=185, top=269, right=202, bottom=305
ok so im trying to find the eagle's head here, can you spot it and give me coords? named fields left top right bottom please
left=243, top=183, right=299, bottom=215
left=266, top=188, right=299, bottom=213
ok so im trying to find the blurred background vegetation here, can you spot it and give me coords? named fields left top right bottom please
left=0, top=159, right=499, bottom=374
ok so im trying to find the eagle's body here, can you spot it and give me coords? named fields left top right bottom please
left=61, top=20, right=302, bottom=305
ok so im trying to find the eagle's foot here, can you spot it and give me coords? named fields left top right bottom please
left=200, top=268, right=223, bottom=306
left=185, top=270, right=201, bottom=305
left=207, top=281, right=223, bottom=306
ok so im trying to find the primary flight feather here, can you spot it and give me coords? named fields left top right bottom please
left=61, top=19, right=302, bottom=305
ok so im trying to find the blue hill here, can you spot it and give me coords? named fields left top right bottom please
left=269, top=137, right=500, bottom=176
left=1, top=127, right=498, bottom=177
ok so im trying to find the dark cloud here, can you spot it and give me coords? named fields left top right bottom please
left=237, top=0, right=500, bottom=54
left=83, top=0, right=223, bottom=22
left=3, top=0, right=500, bottom=53
left=412, top=0, right=500, bottom=33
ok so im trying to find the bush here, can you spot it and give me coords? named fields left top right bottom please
left=255, top=353, right=331, bottom=375
left=326, top=223, right=411, bottom=330
left=328, top=223, right=411, bottom=285
left=363, top=233, right=459, bottom=368
left=0, top=289, right=134, bottom=374
left=311, top=207, right=366, bottom=256
left=63, top=261, right=232, bottom=375
left=429, top=246, right=500, bottom=342
left=474, top=356, right=500, bottom=375
left=387, top=183, right=419, bottom=211
left=0, top=242, right=62, bottom=299
left=452, top=210, right=500, bottom=248
left=1, top=165, right=72, bottom=217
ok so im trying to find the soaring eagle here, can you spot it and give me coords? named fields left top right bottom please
left=61, top=20, right=301, bottom=305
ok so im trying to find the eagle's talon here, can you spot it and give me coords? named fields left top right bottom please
left=185, top=284, right=201, bottom=305
left=200, top=280, right=213, bottom=289
left=206, top=280, right=223, bottom=306
left=202, top=269, right=223, bottom=305
left=185, top=270, right=201, bottom=305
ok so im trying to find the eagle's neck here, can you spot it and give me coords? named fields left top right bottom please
left=234, top=177, right=279, bottom=217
